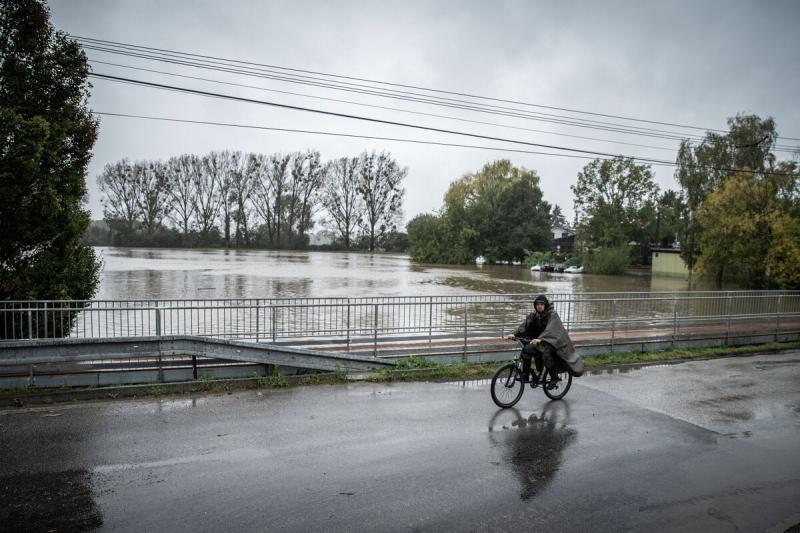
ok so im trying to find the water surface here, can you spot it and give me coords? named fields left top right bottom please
left=95, top=247, right=718, bottom=300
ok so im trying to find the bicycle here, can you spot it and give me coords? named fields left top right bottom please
left=490, top=336, right=573, bottom=407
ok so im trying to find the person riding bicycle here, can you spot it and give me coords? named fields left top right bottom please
left=512, top=294, right=584, bottom=387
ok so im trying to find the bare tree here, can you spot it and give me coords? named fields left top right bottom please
left=97, top=159, right=140, bottom=233
left=132, top=160, right=171, bottom=236
left=322, top=156, right=362, bottom=248
left=207, top=150, right=241, bottom=247
left=250, top=153, right=291, bottom=246
left=357, top=151, right=406, bottom=251
left=286, top=150, right=324, bottom=244
left=194, top=152, right=225, bottom=236
left=165, top=154, right=198, bottom=236
left=230, top=153, right=255, bottom=246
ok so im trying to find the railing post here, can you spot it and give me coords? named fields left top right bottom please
left=255, top=299, right=260, bottom=343
left=43, top=302, right=48, bottom=339
left=28, top=309, right=33, bottom=340
left=671, top=298, right=678, bottom=348
left=463, top=302, right=468, bottom=361
left=373, top=303, right=379, bottom=357
left=610, top=299, right=617, bottom=352
left=775, top=295, right=782, bottom=342
left=566, top=297, right=572, bottom=332
left=725, top=293, right=732, bottom=346
left=271, top=306, right=277, bottom=343
left=346, top=302, right=351, bottom=351
left=428, top=297, right=433, bottom=345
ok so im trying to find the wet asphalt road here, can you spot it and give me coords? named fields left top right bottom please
left=1, top=352, right=799, bottom=532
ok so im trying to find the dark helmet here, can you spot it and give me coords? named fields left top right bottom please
left=533, top=294, right=549, bottom=309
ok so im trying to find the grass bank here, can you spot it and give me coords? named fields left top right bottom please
left=365, top=340, right=800, bottom=382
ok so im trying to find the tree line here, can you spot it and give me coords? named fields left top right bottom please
left=406, top=114, right=799, bottom=289
left=94, top=150, right=407, bottom=252
left=570, top=113, right=799, bottom=287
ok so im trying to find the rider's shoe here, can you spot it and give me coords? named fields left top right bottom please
left=546, top=377, right=561, bottom=390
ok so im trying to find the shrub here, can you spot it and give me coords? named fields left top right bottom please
left=584, top=246, right=630, bottom=275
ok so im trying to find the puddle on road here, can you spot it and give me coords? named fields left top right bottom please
left=0, top=469, right=102, bottom=532
left=488, top=403, right=576, bottom=500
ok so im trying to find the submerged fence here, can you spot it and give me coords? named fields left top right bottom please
left=3, top=291, right=800, bottom=349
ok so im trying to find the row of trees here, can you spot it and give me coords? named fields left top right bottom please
left=406, top=114, right=799, bottom=289
left=569, top=114, right=799, bottom=288
left=97, top=150, right=407, bottom=251
left=407, top=160, right=555, bottom=263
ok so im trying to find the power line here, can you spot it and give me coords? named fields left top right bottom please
left=93, top=111, right=622, bottom=163
left=89, top=108, right=798, bottom=178
left=73, top=34, right=800, bottom=142
left=88, top=71, right=681, bottom=165
left=78, top=41, right=800, bottom=152
left=77, top=40, right=736, bottom=144
left=88, top=59, right=679, bottom=154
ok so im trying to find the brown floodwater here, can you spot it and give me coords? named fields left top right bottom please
left=95, top=247, right=727, bottom=300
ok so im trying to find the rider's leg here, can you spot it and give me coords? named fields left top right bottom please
left=520, top=344, right=536, bottom=382
left=541, top=345, right=561, bottom=383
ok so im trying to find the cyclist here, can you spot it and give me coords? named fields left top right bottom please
left=512, top=294, right=584, bottom=387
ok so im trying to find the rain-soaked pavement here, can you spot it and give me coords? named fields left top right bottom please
left=1, top=352, right=799, bottom=532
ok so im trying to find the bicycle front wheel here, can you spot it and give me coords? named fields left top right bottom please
left=491, top=363, right=525, bottom=408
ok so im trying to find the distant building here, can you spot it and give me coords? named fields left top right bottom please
left=651, top=247, right=689, bottom=276
left=551, top=224, right=575, bottom=252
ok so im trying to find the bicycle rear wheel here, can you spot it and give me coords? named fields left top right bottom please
left=543, top=368, right=572, bottom=400
left=491, top=363, right=525, bottom=408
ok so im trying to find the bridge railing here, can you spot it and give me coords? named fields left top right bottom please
left=3, top=291, right=800, bottom=349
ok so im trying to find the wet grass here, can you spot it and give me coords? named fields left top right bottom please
left=365, top=340, right=800, bottom=383
left=2, top=341, right=799, bottom=405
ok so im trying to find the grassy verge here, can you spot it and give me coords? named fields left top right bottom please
left=364, top=340, right=800, bottom=383
left=2, top=341, right=798, bottom=406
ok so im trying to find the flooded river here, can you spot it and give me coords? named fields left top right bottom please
left=95, top=247, right=723, bottom=300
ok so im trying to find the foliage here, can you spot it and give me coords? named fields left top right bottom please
left=652, top=190, right=687, bottom=247
left=407, top=213, right=471, bottom=264
left=674, top=113, right=782, bottom=271
left=522, top=250, right=553, bottom=268
left=766, top=212, right=800, bottom=289
left=695, top=170, right=800, bottom=288
left=571, top=156, right=659, bottom=248
left=407, top=160, right=552, bottom=264
left=550, top=205, right=568, bottom=227
left=583, top=246, right=630, bottom=275
left=0, top=0, right=101, bottom=336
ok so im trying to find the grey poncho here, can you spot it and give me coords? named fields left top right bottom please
left=537, top=311, right=585, bottom=377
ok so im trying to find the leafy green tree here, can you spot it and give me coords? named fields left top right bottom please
left=695, top=168, right=800, bottom=288
left=652, top=190, right=687, bottom=247
left=408, top=160, right=551, bottom=264
left=571, top=156, right=659, bottom=247
left=675, top=113, right=780, bottom=271
left=550, top=204, right=568, bottom=227
left=0, top=0, right=101, bottom=331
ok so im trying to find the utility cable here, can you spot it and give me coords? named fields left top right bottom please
left=72, top=34, right=800, bottom=142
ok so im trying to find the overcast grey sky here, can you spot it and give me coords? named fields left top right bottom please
left=49, top=0, right=800, bottom=225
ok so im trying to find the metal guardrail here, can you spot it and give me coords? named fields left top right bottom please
left=2, top=291, right=800, bottom=389
left=3, top=291, right=800, bottom=348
